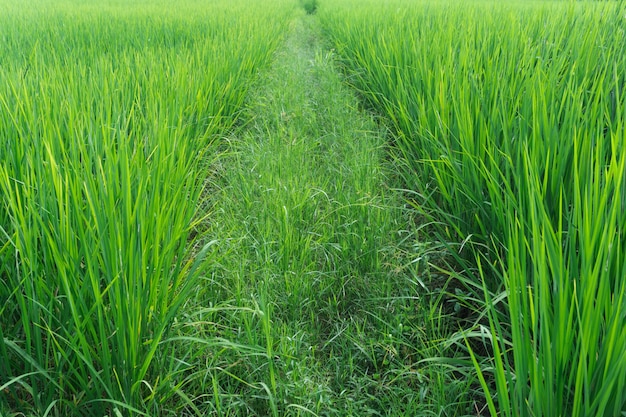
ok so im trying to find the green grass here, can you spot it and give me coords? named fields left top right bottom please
left=320, top=0, right=626, bottom=415
left=2, top=2, right=459, bottom=415
left=184, top=13, right=474, bottom=417
left=4, top=0, right=623, bottom=415
left=0, top=0, right=292, bottom=415
left=300, top=0, right=318, bottom=14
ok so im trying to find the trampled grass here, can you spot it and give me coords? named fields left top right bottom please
left=0, top=0, right=292, bottom=414
left=320, top=0, right=626, bottom=415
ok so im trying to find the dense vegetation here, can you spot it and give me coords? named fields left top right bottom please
left=1, top=0, right=625, bottom=416
left=0, top=0, right=292, bottom=414
left=320, top=0, right=626, bottom=416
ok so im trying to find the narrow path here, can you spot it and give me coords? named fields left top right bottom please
left=204, top=13, right=430, bottom=416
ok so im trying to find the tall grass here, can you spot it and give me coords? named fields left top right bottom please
left=0, top=0, right=292, bottom=415
left=320, top=0, right=626, bottom=415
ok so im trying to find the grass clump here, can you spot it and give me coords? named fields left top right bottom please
left=301, top=0, right=318, bottom=14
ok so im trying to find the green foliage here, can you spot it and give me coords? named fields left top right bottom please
left=0, top=2, right=448, bottom=415
left=0, top=0, right=292, bottom=414
left=320, top=0, right=626, bottom=415
left=186, top=16, right=460, bottom=417
left=301, top=0, right=318, bottom=14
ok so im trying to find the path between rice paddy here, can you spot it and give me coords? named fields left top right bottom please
left=202, top=13, right=450, bottom=416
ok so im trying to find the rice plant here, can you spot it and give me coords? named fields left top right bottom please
left=0, top=0, right=292, bottom=414
left=320, top=0, right=626, bottom=415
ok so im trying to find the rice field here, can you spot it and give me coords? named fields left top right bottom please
left=320, top=0, right=626, bottom=416
left=2, top=0, right=625, bottom=415
left=0, top=0, right=292, bottom=414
